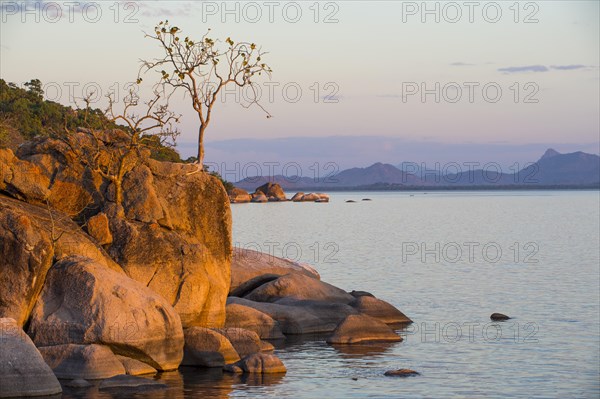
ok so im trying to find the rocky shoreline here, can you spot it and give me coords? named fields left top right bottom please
left=0, top=131, right=411, bottom=398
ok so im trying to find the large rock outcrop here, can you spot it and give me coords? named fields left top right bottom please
left=27, top=256, right=184, bottom=371
left=1, top=132, right=233, bottom=328
left=0, top=318, right=62, bottom=398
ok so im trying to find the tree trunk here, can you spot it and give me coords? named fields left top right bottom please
left=197, top=124, right=206, bottom=170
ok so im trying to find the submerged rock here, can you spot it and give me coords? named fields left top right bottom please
left=326, top=314, right=403, bottom=344
left=63, top=379, right=93, bottom=388
left=384, top=369, right=420, bottom=377
left=0, top=318, right=62, bottom=398
left=38, top=344, right=125, bottom=380
left=98, top=375, right=168, bottom=391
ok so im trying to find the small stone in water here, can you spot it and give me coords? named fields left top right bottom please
left=384, top=369, right=420, bottom=377
left=490, top=313, right=510, bottom=321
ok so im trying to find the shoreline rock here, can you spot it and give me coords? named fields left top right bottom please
left=182, top=327, right=240, bottom=367
left=0, top=318, right=62, bottom=398
left=38, top=344, right=126, bottom=380
left=27, top=256, right=184, bottom=371
left=384, top=369, right=420, bottom=377
left=326, top=314, right=403, bottom=344
left=224, top=353, right=286, bottom=374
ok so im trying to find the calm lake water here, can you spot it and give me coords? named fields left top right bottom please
left=63, top=190, right=600, bottom=399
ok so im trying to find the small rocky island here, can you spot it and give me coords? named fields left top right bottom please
left=0, top=131, right=410, bottom=397
left=228, top=182, right=329, bottom=203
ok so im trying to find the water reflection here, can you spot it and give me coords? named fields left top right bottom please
left=61, top=366, right=286, bottom=399
left=330, top=342, right=397, bottom=358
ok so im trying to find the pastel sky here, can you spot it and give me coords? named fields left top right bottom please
left=1, top=0, right=599, bottom=162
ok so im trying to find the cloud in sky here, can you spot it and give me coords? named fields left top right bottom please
left=498, top=64, right=592, bottom=74
left=498, top=65, right=549, bottom=73
left=450, top=62, right=475, bottom=66
left=550, top=64, right=587, bottom=70
left=138, top=1, right=199, bottom=17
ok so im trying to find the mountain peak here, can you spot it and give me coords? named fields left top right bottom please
left=540, top=148, right=560, bottom=160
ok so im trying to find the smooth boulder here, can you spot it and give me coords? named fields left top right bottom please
left=244, top=273, right=354, bottom=304
left=230, top=248, right=320, bottom=294
left=0, top=318, right=62, bottom=398
left=225, top=303, right=285, bottom=340
left=490, top=313, right=511, bottom=321
left=291, top=192, right=304, bottom=202
left=350, top=296, right=412, bottom=324
left=117, top=356, right=157, bottom=376
left=38, top=344, right=126, bottom=380
left=254, top=183, right=287, bottom=201
left=251, top=193, right=268, bottom=203
left=384, top=369, right=420, bottom=377
left=228, top=187, right=251, bottom=203
left=224, top=353, right=286, bottom=374
left=182, top=327, right=240, bottom=367
left=327, top=314, right=403, bottom=344
left=214, top=328, right=262, bottom=357
left=28, top=256, right=184, bottom=371
left=228, top=297, right=358, bottom=335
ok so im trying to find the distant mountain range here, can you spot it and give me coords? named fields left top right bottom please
left=235, top=149, right=600, bottom=191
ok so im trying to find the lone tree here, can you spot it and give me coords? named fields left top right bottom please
left=57, top=88, right=180, bottom=206
left=140, top=20, right=272, bottom=170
